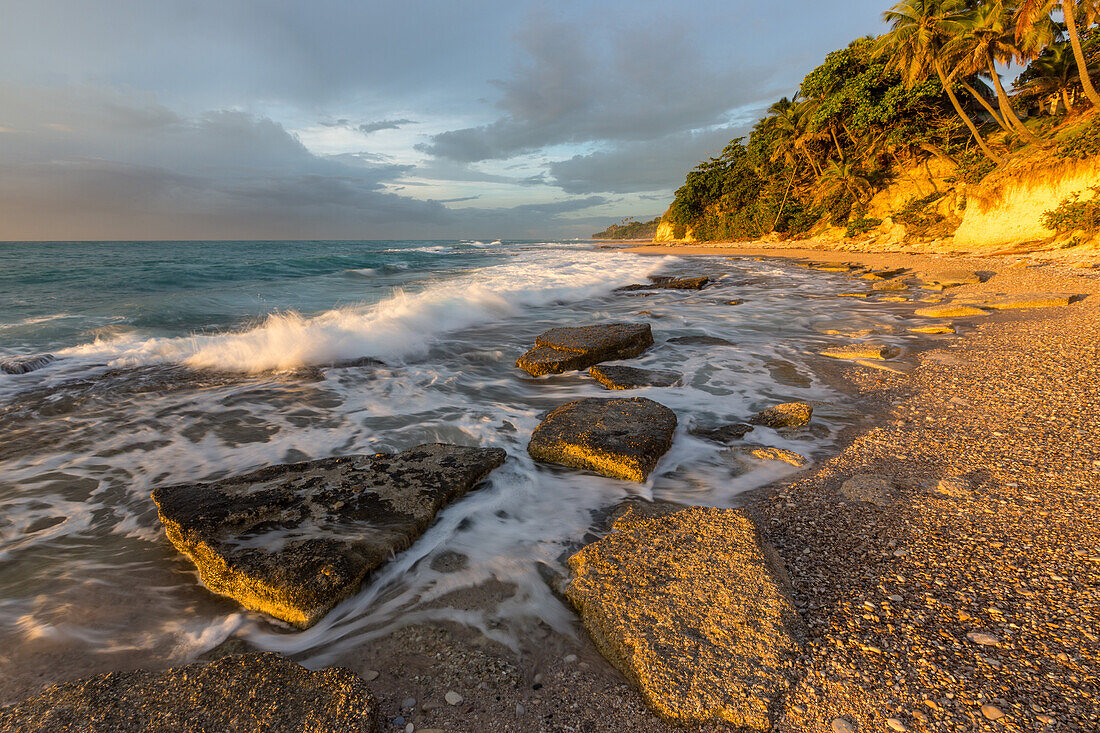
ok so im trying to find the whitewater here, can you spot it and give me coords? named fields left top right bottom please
left=0, top=239, right=922, bottom=686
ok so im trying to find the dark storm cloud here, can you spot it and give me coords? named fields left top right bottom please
left=419, top=18, right=776, bottom=163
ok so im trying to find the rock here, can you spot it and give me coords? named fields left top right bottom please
left=516, top=323, right=653, bottom=376
left=839, top=474, right=894, bottom=507
left=908, top=325, right=955, bottom=334
left=921, top=269, right=981, bottom=287
left=860, top=267, right=907, bottom=280
left=749, top=402, right=813, bottom=429
left=880, top=296, right=909, bottom=302
left=153, top=443, right=506, bottom=628
left=872, top=279, right=909, bottom=291
left=565, top=507, right=801, bottom=728
left=725, top=445, right=807, bottom=468
left=981, top=704, right=1005, bottom=721
left=810, top=264, right=857, bottom=273
left=363, top=670, right=380, bottom=682
left=666, top=334, right=735, bottom=346
left=527, top=398, right=676, bottom=482
left=445, top=691, right=463, bottom=706
left=617, top=275, right=710, bottom=291
left=727, top=298, right=745, bottom=305
left=820, top=344, right=899, bottom=360
left=0, top=353, right=56, bottom=375
left=690, top=423, right=755, bottom=444
left=0, top=653, right=378, bottom=732
left=931, top=477, right=971, bottom=497
left=589, top=364, right=680, bottom=390
left=913, top=304, right=988, bottom=318
left=831, top=718, right=856, bottom=733
left=838, top=293, right=870, bottom=298
left=967, top=631, right=1000, bottom=646
left=886, top=719, right=907, bottom=732
left=967, top=293, right=1079, bottom=310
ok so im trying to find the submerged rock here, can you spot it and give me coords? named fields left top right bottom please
left=527, top=397, right=676, bottom=482
left=516, top=323, right=653, bottom=376
left=749, top=402, right=813, bottom=429
left=666, top=334, right=735, bottom=346
left=0, top=653, right=378, bottom=732
left=564, top=506, right=802, bottom=728
left=616, top=275, right=710, bottom=291
left=690, top=423, right=755, bottom=444
left=909, top=324, right=956, bottom=334
left=0, top=353, right=56, bottom=375
left=589, top=364, right=680, bottom=390
left=872, top=278, right=909, bottom=291
left=820, top=344, right=900, bottom=360
left=859, top=267, right=908, bottom=280
left=153, top=443, right=506, bottom=628
left=724, top=445, right=808, bottom=468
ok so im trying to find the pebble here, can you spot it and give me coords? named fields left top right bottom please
left=1037, top=714, right=1055, bottom=724
left=886, top=718, right=906, bottom=732
left=405, top=725, right=414, bottom=733
left=967, top=631, right=1000, bottom=646
left=363, top=669, right=380, bottom=681
left=981, top=704, right=1005, bottom=720
left=401, top=698, right=416, bottom=709
left=393, top=716, right=405, bottom=727
left=516, top=703, right=525, bottom=716
left=563, top=654, right=578, bottom=663
left=445, top=690, right=463, bottom=706
left=832, top=718, right=856, bottom=733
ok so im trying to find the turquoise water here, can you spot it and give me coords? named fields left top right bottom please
left=0, top=240, right=923, bottom=688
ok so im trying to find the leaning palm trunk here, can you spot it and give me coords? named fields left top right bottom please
left=1063, top=0, right=1100, bottom=108
left=936, top=59, right=1003, bottom=162
left=986, top=57, right=1045, bottom=143
left=960, top=78, right=1013, bottom=132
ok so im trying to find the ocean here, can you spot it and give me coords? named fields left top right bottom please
left=0, top=239, right=917, bottom=681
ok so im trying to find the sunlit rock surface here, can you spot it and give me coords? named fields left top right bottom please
left=565, top=507, right=802, bottom=729
left=0, top=653, right=378, bottom=732
left=516, top=323, right=653, bottom=376
left=153, top=443, right=506, bottom=628
left=588, top=364, right=680, bottom=390
left=527, top=397, right=676, bottom=482
left=749, top=401, right=813, bottom=429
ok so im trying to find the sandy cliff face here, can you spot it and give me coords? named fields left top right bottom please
left=654, top=216, right=696, bottom=243
left=953, top=156, right=1100, bottom=249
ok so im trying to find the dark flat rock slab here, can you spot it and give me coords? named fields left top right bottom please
left=589, top=364, right=681, bottom=390
left=690, top=423, right=755, bottom=444
left=667, top=335, right=735, bottom=347
left=0, top=653, right=378, bottom=733
left=527, top=397, right=676, bottom=482
left=1, top=354, right=56, bottom=375
left=153, top=443, right=506, bottom=628
left=616, top=275, right=710, bottom=291
left=516, top=323, right=653, bottom=376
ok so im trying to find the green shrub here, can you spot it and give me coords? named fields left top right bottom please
left=893, top=192, right=946, bottom=226
left=845, top=216, right=882, bottom=238
left=1041, top=185, right=1100, bottom=234
left=1056, top=117, right=1100, bottom=161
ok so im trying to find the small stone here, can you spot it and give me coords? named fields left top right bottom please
left=749, top=402, right=813, bottom=429
left=1036, top=714, right=1055, bottom=725
left=563, top=654, right=578, bottom=663
left=393, top=717, right=405, bottom=727
left=967, top=631, right=1000, bottom=646
left=727, top=299, right=744, bottom=305
left=981, top=704, right=1005, bottom=720
left=401, top=697, right=416, bottom=709
left=363, top=670, right=380, bottom=681
left=832, top=718, right=856, bottom=733
left=445, top=690, right=463, bottom=705
left=406, top=724, right=414, bottom=733
left=886, top=718, right=907, bottom=732
left=516, top=703, right=525, bottom=716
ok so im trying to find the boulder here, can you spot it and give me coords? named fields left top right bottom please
left=564, top=507, right=802, bottom=728
left=153, top=443, right=506, bottom=628
left=0, top=653, right=378, bottom=733
left=914, top=304, right=989, bottom=318
left=690, top=423, right=755, bottom=444
left=616, top=275, right=710, bottom=291
left=516, top=323, right=653, bottom=376
left=527, top=397, right=676, bottom=482
left=1, top=353, right=56, bottom=375
left=749, top=402, right=813, bottom=429
left=820, top=344, right=899, bottom=360
left=666, top=335, right=735, bottom=346
left=589, top=364, right=680, bottom=390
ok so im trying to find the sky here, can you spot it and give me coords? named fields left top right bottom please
left=0, top=0, right=890, bottom=241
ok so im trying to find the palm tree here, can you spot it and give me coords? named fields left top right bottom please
left=1015, top=40, right=1091, bottom=112
left=879, top=0, right=1003, bottom=163
left=1017, top=0, right=1100, bottom=109
left=954, top=1, right=1047, bottom=143
left=816, top=158, right=874, bottom=208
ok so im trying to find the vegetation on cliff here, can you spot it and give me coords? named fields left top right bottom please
left=663, top=0, right=1100, bottom=243
left=592, top=217, right=662, bottom=239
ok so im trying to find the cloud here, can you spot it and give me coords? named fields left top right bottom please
left=547, top=125, right=753, bottom=195
left=358, top=119, right=416, bottom=134
left=419, top=17, right=778, bottom=162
